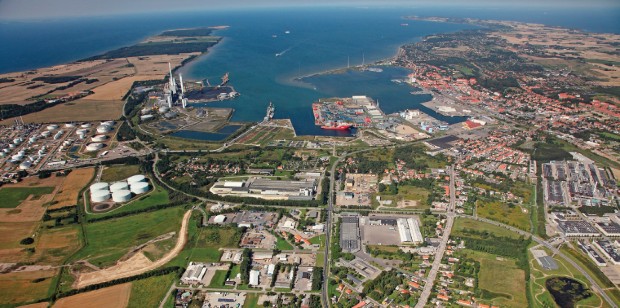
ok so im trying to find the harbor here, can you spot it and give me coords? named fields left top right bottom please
left=312, top=96, right=385, bottom=130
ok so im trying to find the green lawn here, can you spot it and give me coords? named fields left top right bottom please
left=208, top=270, right=234, bottom=289
left=316, top=252, right=325, bottom=267
left=243, top=293, right=260, bottom=308
left=100, top=164, right=141, bottom=182
left=127, top=273, right=176, bottom=308
left=276, top=235, right=294, bottom=250
left=373, top=185, right=431, bottom=209
left=71, top=207, right=185, bottom=267
left=0, top=186, right=55, bottom=208
left=452, top=217, right=523, bottom=239
left=309, top=234, right=325, bottom=249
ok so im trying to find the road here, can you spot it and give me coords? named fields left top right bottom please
left=415, top=165, right=457, bottom=308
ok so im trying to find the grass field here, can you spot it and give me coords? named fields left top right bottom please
left=309, top=234, right=325, bottom=249
left=243, top=293, right=260, bottom=308
left=466, top=250, right=527, bottom=308
left=275, top=235, right=294, bottom=250
left=476, top=199, right=530, bottom=231
left=452, top=217, right=523, bottom=239
left=0, top=269, right=57, bottom=306
left=100, top=165, right=141, bottom=182
left=0, top=221, right=39, bottom=250
left=374, top=185, right=431, bottom=209
left=32, top=225, right=81, bottom=265
left=127, top=273, right=176, bottom=308
left=71, top=207, right=185, bottom=267
left=54, top=283, right=131, bottom=308
left=208, top=270, right=234, bottom=289
left=0, top=187, right=55, bottom=208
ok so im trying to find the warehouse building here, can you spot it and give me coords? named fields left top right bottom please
left=397, top=218, right=423, bottom=244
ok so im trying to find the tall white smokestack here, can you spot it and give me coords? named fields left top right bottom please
left=179, top=74, right=185, bottom=94
left=168, top=63, right=176, bottom=94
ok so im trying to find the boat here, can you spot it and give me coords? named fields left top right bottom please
left=321, top=122, right=353, bottom=130
left=285, top=30, right=290, bottom=34
left=401, top=23, right=409, bottom=26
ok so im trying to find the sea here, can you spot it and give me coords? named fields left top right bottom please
left=1, top=6, right=618, bottom=137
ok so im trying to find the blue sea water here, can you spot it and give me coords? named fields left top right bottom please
left=1, top=6, right=617, bottom=136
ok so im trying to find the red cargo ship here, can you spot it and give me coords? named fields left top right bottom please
left=321, top=123, right=353, bottom=130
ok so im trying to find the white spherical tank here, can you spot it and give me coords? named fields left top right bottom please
left=112, top=189, right=132, bottom=203
left=110, top=181, right=129, bottom=192
left=91, top=190, right=111, bottom=202
left=85, top=143, right=103, bottom=152
left=130, top=182, right=150, bottom=194
left=127, top=174, right=146, bottom=185
left=96, top=125, right=112, bottom=134
left=90, top=182, right=109, bottom=192
left=91, top=135, right=108, bottom=142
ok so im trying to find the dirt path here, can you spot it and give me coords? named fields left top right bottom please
left=74, top=210, right=192, bottom=288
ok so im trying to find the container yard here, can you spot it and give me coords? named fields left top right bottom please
left=312, top=95, right=384, bottom=130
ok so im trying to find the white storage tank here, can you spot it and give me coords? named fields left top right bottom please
left=19, top=161, right=32, bottom=170
left=96, top=125, right=112, bottom=134
left=65, top=123, right=76, bottom=128
left=85, top=143, right=103, bottom=152
left=130, top=182, right=149, bottom=194
left=41, top=131, right=51, bottom=138
left=11, top=154, right=23, bottom=161
left=110, top=181, right=129, bottom=192
left=91, top=190, right=111, bottom=203
left=91, top=135, right=108, bottom=142
left=127, top=174, right=146, bottom=185
left=101, top=121, right=115, bottom=126
left=112, top=190, right=132, bottom=203
left=54, top=131, right=63, bottom=140
left=80, top=123, right=91, bottom=128
left=46, top=124, right=58, bottom=131
left=13, top=138, right=22, bottom=144
left=90, top=182, right=109, bottom=192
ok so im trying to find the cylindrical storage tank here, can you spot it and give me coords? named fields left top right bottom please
left=65, top=123, right=76, bottom=128
left=96, top=125, right=112, bottom=134
left=29, top=137, right=37, bottom=143
left=80, top=123, right=91, bottom=128
left=85, top=143, right=103, bottom=152
left=41, top=131, right=51, bottom=138
left=90, top=182, right=109, bottom=192
left=11, top=154, right=23, bottom=161
left=46, top=124, right=58, bottom=131
left=13, top=138, right=22, bottom=144
left=110, top=181, right=129, bottom=192
left=53, top=131, right=63, bottom=140
left=112, top=190, right=132, bottom=203
left=19, top=161, right=32, bottom=170
left=127, top=174, right=146, bottom=185
left=130, top=182, right=149, bottom=194
left=91, top=190, right=111, bottom=202
left=0, top=153, right=5, bottom=158
left=101, top=121, right=115, bottom=126
left=91, top=135, right=108, bottom=142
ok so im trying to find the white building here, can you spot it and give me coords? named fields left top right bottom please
left=180, top=262, right=208, bottom=285
left=249, top=270, right=260, bottom=286
left=397, top=218, right=423, bottom=244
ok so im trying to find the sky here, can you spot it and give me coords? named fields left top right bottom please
left=1, top=0, right=619, bottom=20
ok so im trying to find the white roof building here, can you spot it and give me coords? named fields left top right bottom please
left=249, top=270, right=260, bottom=286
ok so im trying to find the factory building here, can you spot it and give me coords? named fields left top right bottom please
left=210, top=177, right=316, bottom=200
left=180, top=262, right=208, bottom=285
left=397, top=218, right=423, bottom=244
left=249, top=270, right=260, bottom=287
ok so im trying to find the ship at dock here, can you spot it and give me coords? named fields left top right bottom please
left=264, top=102, right=275, bottom=122
left=320, top=122, right=353, bottom=130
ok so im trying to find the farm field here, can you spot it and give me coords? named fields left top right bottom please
left=70, top=207, right=185, bottom=268
left=466, top=249, right=527, bottom=308
left=0, top=99, right=125, bottom=124
left=476, top=199, right=530, bottom=231
left=452, top=217, right=523, bottom=239
left=50, top=168, right=95, bottom=209
left=0, top=186, right=55, bottom=208
left=100, top=165, right=141, bottom=182
left=0, top=269, right=57, bottom=306
left=53, top=283, right=131, bottom=308
left=127, top=273, right=176, bottom=308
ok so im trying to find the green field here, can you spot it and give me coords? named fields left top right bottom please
left=309, top=234, right=325, bottom=249
left=127, top=273, right=176, bottom=308
left=168, top=219, right=241, bottom=267
left=476, top=199, right=530, bottom=231
left=71, top=207, right=185, bottom=267
left=0, top=186, right=55, bottom=208
left=100, top=164, right=141, bottom=182
left=208, top=270, right=234, bottom=289
left=243, top=293, right=260, bottom=308
left=452, top=217, right=522, bottom=239
left=466, top=250, right=528, bottom=308
left=275, top=235, right=294, bottom=250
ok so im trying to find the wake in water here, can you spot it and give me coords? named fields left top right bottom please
left=275, top=46, right=293, bottom=57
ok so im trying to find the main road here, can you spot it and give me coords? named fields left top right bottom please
left=414, top=164, right=456, bottom=308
